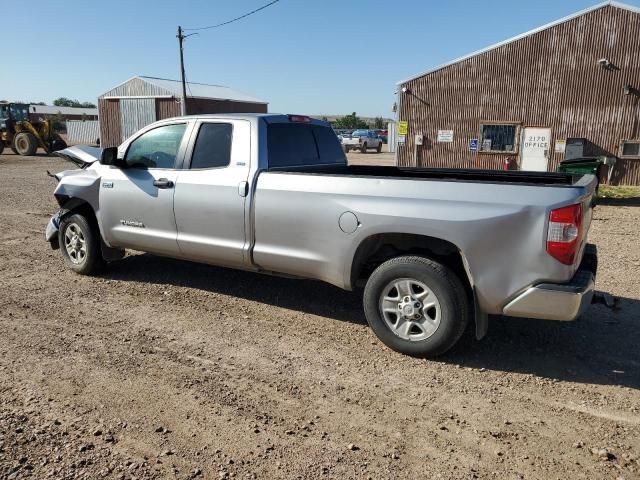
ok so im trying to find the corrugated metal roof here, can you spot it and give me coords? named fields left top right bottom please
left=397, top=0, right=640, bottom=84
left=100, top=75, right=267, bottom=104
left=30, top=105, right=98, bottom=116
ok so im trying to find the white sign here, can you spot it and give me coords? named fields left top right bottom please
left=437, top=130, right=454, bottom=143
left=555, top=139, right=566, bottom=153
left=398, top=135, right=406, bottom=144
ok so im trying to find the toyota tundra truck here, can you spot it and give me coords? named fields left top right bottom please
left=46, top=114, right=598, bottom=357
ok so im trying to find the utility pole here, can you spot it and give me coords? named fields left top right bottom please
left=177, top=26, right=188, bottom=116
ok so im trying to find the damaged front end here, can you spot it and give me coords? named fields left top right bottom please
left=45, top=146, right=102, bottom=249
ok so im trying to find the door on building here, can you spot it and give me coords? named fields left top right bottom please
left=520, top=127, right=551, bottom=171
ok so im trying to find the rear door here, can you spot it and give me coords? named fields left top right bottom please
left=520, top=127, right=551, bottom=171
left=173, top=119, right=251, bottom=268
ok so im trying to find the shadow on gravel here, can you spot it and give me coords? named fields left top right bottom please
left=448, top=297, right=640, bottom=390
left=104, top=253, right=366, bottom=325
left=106, top=254, right=639, bottom=390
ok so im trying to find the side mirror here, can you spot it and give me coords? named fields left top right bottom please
left=100, top=147, right=123, bottom=167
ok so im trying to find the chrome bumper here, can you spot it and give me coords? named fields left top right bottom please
left=502, top=245, right=597, bottom=321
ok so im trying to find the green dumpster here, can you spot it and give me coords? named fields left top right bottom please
left=557, top=156, right=605, bottom=177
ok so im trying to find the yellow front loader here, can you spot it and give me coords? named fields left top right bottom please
left=0, top=102, right=67, bottom=155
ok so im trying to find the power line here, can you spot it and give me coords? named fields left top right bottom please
left=184, top=0, right=281, bottom=32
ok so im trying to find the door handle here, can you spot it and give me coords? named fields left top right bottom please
left=238, top=181, right=249, bottom=197
left=153, top=178, right=174, bottom=189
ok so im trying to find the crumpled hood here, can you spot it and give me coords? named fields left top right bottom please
left=54, top=145, right=101, bottom=167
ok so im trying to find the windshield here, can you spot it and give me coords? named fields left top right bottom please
left=10, top=104, right=30, bottom=122
left=0, top=104, right=8, bottom=120
left=351, top=130, right=368, bottom=137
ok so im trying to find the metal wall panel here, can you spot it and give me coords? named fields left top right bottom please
left=66, top=120, right=100, bottom=145
left=185, top=98, right=268, bottom=115
left=120, top=98, right=156, bottom=141
left=397, top=5, right=640, bottom=185
left=155, top=98, right=181, bottom=120
left=98, top=98, right=121, bottom=148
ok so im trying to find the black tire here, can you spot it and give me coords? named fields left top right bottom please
left=14, top=132, right=38, bottom=156
left=376, top=142, right=382, bottom=153
left=361, top=142, right=367, bottom=153
left=363, top=256, right=469, bottom=357
left=51, top=138, right=67, bottom=152
left=344, top=146, right=350, bottom=153
left=58, top=213, right=104, bottom=275
left=0, top=139, right=4, bottom=154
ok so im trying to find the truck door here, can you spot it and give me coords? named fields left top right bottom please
left=99, top=122, right=189, bottom=256
left=173, top=119, right=251, bottom=268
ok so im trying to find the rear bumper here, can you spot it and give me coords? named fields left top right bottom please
left=502, top=244, right=597, bottom=321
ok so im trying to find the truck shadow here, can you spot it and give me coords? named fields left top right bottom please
left=106, top=254, right=640, bottom=390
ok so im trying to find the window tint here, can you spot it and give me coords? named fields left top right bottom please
left=191, top=123, right=233, bottom=169
left=313, top=125, right=346, bottom=164
left=480, top=124, right=517, bottom=153
left=125, top=123, right=186, bottom=169
left=267, top=123, right=346, bottom=168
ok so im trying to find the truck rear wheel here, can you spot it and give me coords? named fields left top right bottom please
left=376, top=142, right=382, bottom=153
left=58, top=213, right=104, bottom=275
left=363, top=256, right=469, bottom=357
left=14, top=132, right=38, bottom=156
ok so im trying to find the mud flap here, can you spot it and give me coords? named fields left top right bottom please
left=474, top=289, right=489, bottom=340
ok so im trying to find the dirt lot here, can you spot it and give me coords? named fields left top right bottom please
left=0, top=152, right=639, bottom=480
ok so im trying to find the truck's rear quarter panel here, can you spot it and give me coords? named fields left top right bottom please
left=252, top=172, right=596, bottom=315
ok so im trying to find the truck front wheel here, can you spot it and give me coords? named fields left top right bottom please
left=363, top=256, right=469, bottom=357
left=58, top=213, right=104, bottom=275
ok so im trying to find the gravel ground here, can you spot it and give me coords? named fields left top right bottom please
left=0, top=152, right=639, bottom=480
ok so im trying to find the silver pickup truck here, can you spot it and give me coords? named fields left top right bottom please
left=46, top=114, right=598, bottom=357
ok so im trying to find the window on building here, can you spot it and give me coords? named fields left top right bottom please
left=479, top=123, right=518, bottom=153
left=190, top=123, right=233, bottom=169
left=620, top=140, right=640, bottom=158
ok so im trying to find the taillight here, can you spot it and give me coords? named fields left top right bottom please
left=546, top=203, right=583, bottom=265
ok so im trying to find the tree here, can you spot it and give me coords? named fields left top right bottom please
left=333, top=112, right=368, bottom=129
left=373, top=116, right=385, bottom=129
left=53, top=97, right=96, bottom=108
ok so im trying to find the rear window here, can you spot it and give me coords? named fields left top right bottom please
left=267, top=123, right=346, bottom=168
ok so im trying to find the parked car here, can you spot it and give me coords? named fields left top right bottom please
left=374, top=129, right=388, bottom=144
left=47, top=114, right=598, bottom=357
left=342, top=129, right=383, bottom=153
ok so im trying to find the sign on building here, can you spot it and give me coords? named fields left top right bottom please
left=398, top=121, right=408, bottom=136
left=469, top=138, right=478, bottom=151
left=437, top=130, right=454, bottom=143
left=555, top=139, right=566, bottom=153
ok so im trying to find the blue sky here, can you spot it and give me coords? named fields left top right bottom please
left=2, top=0, right=639, bottom=117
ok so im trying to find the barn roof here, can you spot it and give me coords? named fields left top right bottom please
left=397, top=1, right=640, bottom=85
left=100, top=75, right=267, bottom=104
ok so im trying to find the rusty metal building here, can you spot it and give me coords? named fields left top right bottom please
left=98, top=76, right=268, bottom=147
left=396, top=1, right=640, bottom=185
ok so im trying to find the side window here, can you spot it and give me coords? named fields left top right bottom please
left=190, top=123, right=233, bottom=169
left=125, top=123, right=187, bottom=169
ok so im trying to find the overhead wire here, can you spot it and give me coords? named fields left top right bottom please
left=184, top=0, right=281, bottom=32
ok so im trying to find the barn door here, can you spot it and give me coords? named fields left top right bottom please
left=520, top=127, right=551, bottom=171
left=120, top=98, right=156, bottom=142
